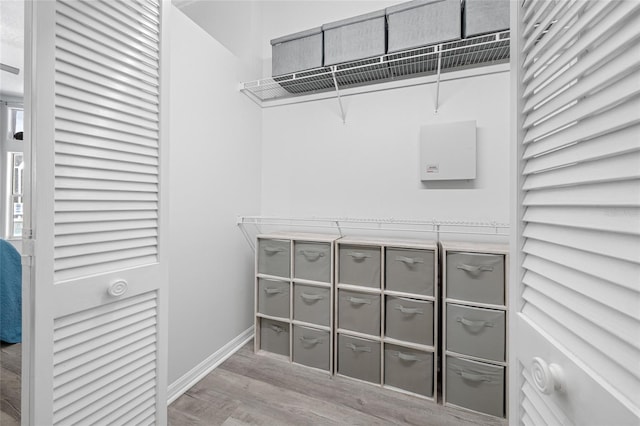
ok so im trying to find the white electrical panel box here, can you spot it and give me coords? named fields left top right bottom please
left=420, top=120, right=476, bottom=181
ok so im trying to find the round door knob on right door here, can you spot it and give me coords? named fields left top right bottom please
left=532, top=357, right=565, bottom=395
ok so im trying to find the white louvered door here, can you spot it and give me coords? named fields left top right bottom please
left=510, top=1, right=640, bottom=425
left=23, top=0, right=169, bottom=424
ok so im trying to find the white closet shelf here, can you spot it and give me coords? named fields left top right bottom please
left=240, top=31, right=510, bottom=106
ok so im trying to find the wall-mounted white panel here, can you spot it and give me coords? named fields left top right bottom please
left=420, top=120, right=476, bottom=181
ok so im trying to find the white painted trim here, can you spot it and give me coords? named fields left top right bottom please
left=167, top=326, right=255, bottom=404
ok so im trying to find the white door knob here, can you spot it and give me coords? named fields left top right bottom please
left=532, top=357, right=565, bottom=395
left=108, top=280, right=128, bottom=297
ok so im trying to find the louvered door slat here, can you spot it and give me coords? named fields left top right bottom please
left=78, top=0, right=159, bottom=43
left=522, top=1, right=570, bottom=53
left=56, top=119, right=158, bottom=148
left=523, top=1, right=583, bottom=62
left=523, top=223, right=639, bottom=263
left=56, top=177, right=157, bottom=193
left=56, top=108, right=158, bottom=139
left=55, top=153, right=158, bottom=175
left=523, top=73, right=640, bottom=143
left=55, top=189, right=158, bottom=201
left=56, top=165, right=158, bottom=184
left=55, top=95, right=158, bottom=131
left=55, top=219, right=157, bottom=236
left=523, top=239, right=638, bottom=295
left=57, top=1, right=158, bottom=58
left=523, top=0, right=556, bottom=37
left=56, top=131, right=158, bottom=157
left=523, top=206, right=640, bottom=234
left=56, top=143, right=158, bottom=167
left=522, top=151, right=640, bottom=190
left=523, top=125, right=640, bottom=174
left=98, top=390, right=156, bottom=426
left=523, top=180, right=640, bottom=207
left=54, top=248, right=158, bottom=280
left=524, top=10, right=640, bottom=114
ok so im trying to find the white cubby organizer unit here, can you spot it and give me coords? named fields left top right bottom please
left=334, top=236, right=439, bottom=401
left=441, top=240, right=509, bottom=418
left=254, top=233, right=339, bottom=373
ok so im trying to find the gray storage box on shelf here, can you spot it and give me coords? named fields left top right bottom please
left=338, top=289, right=381, bottom=336
left=258, top=238, right=290, bottom=278
left=271, top=27, right=323, bottom=76
left=445, top=355, right=505, bottom=418
left=385, top=248, right=435, bottom=295
left=386, top=0, right=462, bottom=53
left=384, top=344, right=434, bottom=397
left=446, top=303, right=505, bottom=362
left=338, top=334, right=381, bottom=384
left=293, top=325, right=331, bottom=371
left=385, top=296, right=434, bottom=345
left=322, top=10, right=388, bottom=86
left=294, top=241, right=332, bottom=282
left=260, top=318, right=290, bottom=357
left=464, top=0, right=510, bottom=38
left=446, top=252, right=505, bottom=305
left=338, top=244, right=381, bottom=287
left=257, top=278, right=290, bottom=319
left=293, top=283, right=331, bottom=326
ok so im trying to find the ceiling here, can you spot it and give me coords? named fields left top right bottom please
left=0, top=0, right=24, bottom=98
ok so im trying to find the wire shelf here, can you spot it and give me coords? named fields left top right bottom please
left=240, top=31, right=510, bottom=103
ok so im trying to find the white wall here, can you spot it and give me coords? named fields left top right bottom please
left=261, top=70, right=511, bottom=225
left=168, top=6, right=262, bottom=384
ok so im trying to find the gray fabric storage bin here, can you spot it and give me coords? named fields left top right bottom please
left=446, top=304, right=505, bottom=362
left=258, top=239, right=290, bottom=278
left=385, top=296, right=433, bottom=346
left=260, top=318, right=290, bottom=357
left=257, top=278, right=290, bottom=319
left=446, top=356, right=505, bottom=417
left=293, top=283, right=331, bottom=327
left=385, top=248, right=435, bottom=296
left=384, top=344, right=434, bottom=397
left=338, top=290, right=381, bottom=336
left=386, top=0, right=462, bottom=53
left=446, top=252, right=505, bottom=305
left=294, top=241, right=332, bottom=282
left=338, top=245, right=381, bottom=288
left=293, top=325, right=330, bottom=371
left=338, top=334, right=381, bottom=383
left=271, top=27, right=323, bottom=76
left=464, top=0, right=510, bottom=38
left=323, top=10, right=386, bottom=66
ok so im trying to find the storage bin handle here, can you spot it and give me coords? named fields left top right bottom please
left=270, top=324, right=286, bottom=333
left=347, top=296, right=372, bottom=305
left=264, top=287, right=284, bottom=295
left=299, top=336, right=320, bottom=345
left=396, top=256, right=424, bottom=265
left=347, top=343, right=371, bottom=353
left=348, top=251, right=370, bottom=260
left=457, top=317, right=494, bottom=328
left=300, top=249, right=324, bottom=260
left=457, top=263, right=494, bottom=273
left=397, top=352, right=419, bottom=362
left=458, top=370, right=490, bottom=383
left=395, top=305, right=424, bottom=315
left=300, top=292, right=324, bottom=301
left=264, top=246, right=286, bottom=254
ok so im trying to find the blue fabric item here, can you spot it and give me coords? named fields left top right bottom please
left=1, top=239, right=22, bottom=343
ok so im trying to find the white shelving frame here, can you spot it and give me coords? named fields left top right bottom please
left=239, top=31, right=510, bottom=116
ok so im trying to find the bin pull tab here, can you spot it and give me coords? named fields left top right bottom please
left=348, top=252, right=370, bottom=261
left=457, top=317, right=494, bottom=328
left=395, top=305, right=424, bottom=315
left=347, top=343, right=371, bottom=353
left=457, top=263, right=494, bottom=273
left=264, top=246, right=286, bottom=254
left=347, top=296, right=372, bottom=305
left=264, top=287, right=284, bottom=295
left=396, top=256, right=424, bottom=265
left=458, top=370, right=491, bottom=383
left=396, top=352, right=419, bottom=362
left=301, top=292, right=324, bottom=301
left=299, top=336, right=321, bottom=345
left=300, top=249, right=324, bottom=260
left=270, top=324, right=286, bottom=333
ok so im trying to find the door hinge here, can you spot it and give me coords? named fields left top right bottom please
left=22, top=228, right=34, bottom=263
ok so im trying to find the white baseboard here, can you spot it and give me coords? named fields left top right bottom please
left=167, top=326, right=254, bottom=404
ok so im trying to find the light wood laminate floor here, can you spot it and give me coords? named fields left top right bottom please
left=169, top=341, right=506, bottom=426
left=1, top=340, right=506, bottom=425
